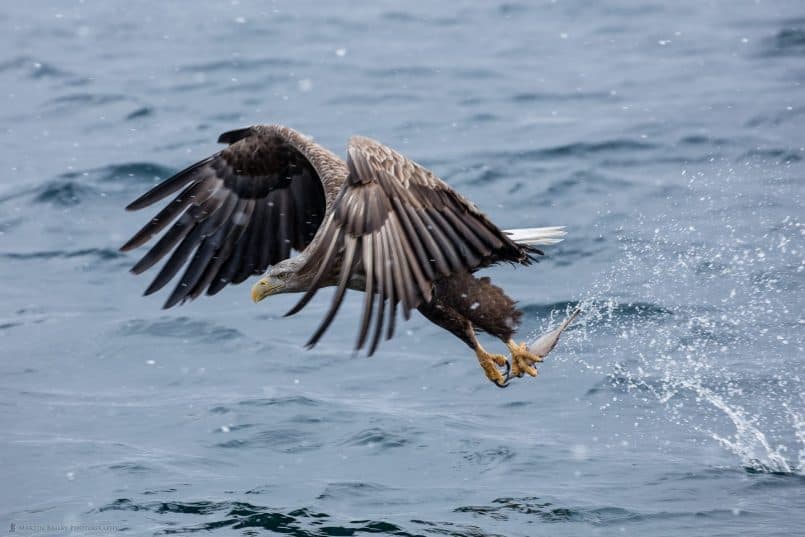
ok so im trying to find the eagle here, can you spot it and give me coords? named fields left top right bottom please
left=121, top=125, right=576, bottom=387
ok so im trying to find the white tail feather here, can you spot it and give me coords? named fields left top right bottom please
left=503, top=226, right=566, bottom=246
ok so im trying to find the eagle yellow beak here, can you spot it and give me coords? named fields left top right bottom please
left=251, top=277, right=281, bottom=303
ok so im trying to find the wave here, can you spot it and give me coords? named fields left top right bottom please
left=513, top=139, right=657, bottom=160
left=1, top=248, right=124, bottom=262
left=455, top=497, right=641, bottom=524
left=316, top=481, right=393, bottom=500
left=234, top=395, right=323, bottom=408
left=74, top=162, right=174, bottom=184
left=462, top=446, right=515, bottom=468
left=94, top=494, right=779, bottom=535
left=118, top=317, right=244, bottom=343
left=126, top=107, right=153, bottom=120
left=44, top=92, right=129, bottom=108
left=761, top=22, right=805, bottom=57
left=32, top=180, right=97, bottom=206
left=739, top=147, right=802, bottom=163
left=215, top=428, right=321, bottom=453
left=382, top=10, right=460, bottom=26
left=179, top=57, right=304, bottom=74
left=747, top=106, right=805, bottom=128
left=510, top=90, right=614, bottom=103
left=1, top=162, right=174, bottom=208
left=326, top=92, right=423, bottom=106
left=100, top=498, right=417, bottom=536
left=0, top=55, right=74, bottom=80
left=341, top=427, right=412, bottom=449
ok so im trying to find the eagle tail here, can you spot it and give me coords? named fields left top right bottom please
left=504, top=226, right=566, bottom=246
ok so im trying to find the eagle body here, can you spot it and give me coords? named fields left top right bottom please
left=419, top=272, right=522, bottom=347
left=122, top=125, right=567, bottom=386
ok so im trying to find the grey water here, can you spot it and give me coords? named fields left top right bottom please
left=1, top=1, right=803, bottom=535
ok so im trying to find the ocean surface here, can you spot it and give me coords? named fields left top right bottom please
left=1, top=1, right=803, bottom=536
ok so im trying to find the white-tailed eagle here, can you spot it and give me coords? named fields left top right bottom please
left=121, top=125, right=576, bottom=387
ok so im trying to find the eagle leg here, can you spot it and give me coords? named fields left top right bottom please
left=506, top=340, right=543, bottom=378
left=415, top=287, right=512, bottom=387
left=463, top=325, right=510, bottom=387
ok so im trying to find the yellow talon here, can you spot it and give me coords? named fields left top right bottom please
left=475, top=346, right=509, bottom=386
left=507, top=340, right=542, bottom=378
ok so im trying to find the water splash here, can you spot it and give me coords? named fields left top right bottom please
left=534, top=171, right=803, bottom=474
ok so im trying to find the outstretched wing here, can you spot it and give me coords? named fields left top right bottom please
left=286, top=136, right=537, bottom=354
left=121, top=125, right=344, bottom=308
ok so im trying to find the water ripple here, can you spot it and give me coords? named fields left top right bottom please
left=0, top=55, right=74, bottom=80
left=514, top=139, right=657, bottom=160
left=763, top=22, right=805, bottom=57
left=1, top=248, right=124, bottom=262
left=1, top=162, right=174, bottom=208
left=342, top=427, right=412, bottom=449
left=32, top=180, right=97, bottom=206
left=118, top=317, right=244, bottom=343
left=215, top=428, right=321, bottom=453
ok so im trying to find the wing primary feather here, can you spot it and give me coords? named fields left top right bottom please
left=381, top=228, right=397, bottom=341
left=449, top=202, right=504, bottom=250
left=305, top=235, right=357, bottom=348
left=191, top=213, right=235, bottom=300
left=203, top=235, right=238, bottom=296
left=246, top=200, right=268, bottom=272
left=390, top=205, right=432, bottom=303
left=355, top=233, right=375, bottom=350
left=368, top=228, right=386, bottom=356
left=391, top=197, right=434, bottom=281
left=386, top=297, right=398, bottom=341
left=262, top=196, right=278, bottom=267
left=120, top=179, right=205, bottom=252
left=188, top=198, right=248, bottom=300
left=424, top=208, right=465, bottom=269
left=418, top=209, right=460, bottom=274
left=390, top=213, right=423, bottom=317
left=164, top=194, right=241, bottom=306
left=212, top=217, right=250, bottom=291
left=129, top=177, right=221, bottom=274
left=142, top=189, right=228, bottom=294
left=299, top=166, right=326, bottom=245
left=404, top=205, right=450, bottom=276
left=384, top=217, right=412, bottom=319
left=236, top=207, right=264, bottom=282
left=130, top=212, right=195, bottom=274
left=290, top=168, right=310, bottom=249
left=430, top=208, right=480, bottom=267
left=440, top=207, right=488, bottom=258
left=163, top=225, right=226, bottom=308
left=276, top=188, right=293, bottom=261
left=144, top=216, right=215, bottom=297
left=125, top=157, right=214, bottom=211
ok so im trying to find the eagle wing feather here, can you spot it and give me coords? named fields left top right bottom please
left=288, top=136, right=534, bottom=354
left=120, top=125, right=344, bottom=308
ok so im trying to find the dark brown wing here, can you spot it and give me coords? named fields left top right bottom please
left=286, top=136, right=536, bottom=354
left=120, top=125, right=345, bottom=308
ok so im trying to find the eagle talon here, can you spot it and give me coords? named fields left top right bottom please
left=507, top=340, right=542, bottom=378
left=494, top=377, right=510, bottom=388
left=475, top=346, right=510, bottom=387
left=495, top=359, right=512, bottom=388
